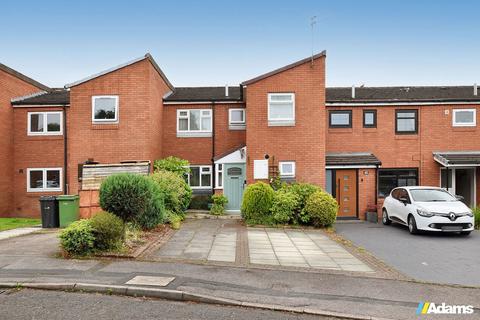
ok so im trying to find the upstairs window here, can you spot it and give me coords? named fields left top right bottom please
left=229, top=108, right=246, bottom=129
left=452, top=109, right=476, bottom=127
left=27, top=168, right=62, bottom=192
left=185, top=166, right=212, bottom=189
left=279, top=161, right=295, bottom=178
left=177, top=109, right=212, bottom=136
left=92, top=96, right=118, bottom=122
left=395, top=109, right=418, bottom=134
left=363, top=110, right=377, bottom=128
left=268, top=93, right=295, bottom=126
left=28, top=112, right=62, bottom=135
left=329, top=110, right=352, bottom=128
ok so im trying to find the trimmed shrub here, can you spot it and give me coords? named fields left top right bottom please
left=165, top=210, right=182, bottom=229
left=473, top=207, right=480, bottom=230
left=90, top=211, right=125, bottom=251
left=151, top=170, right=192, bottom=214
left=136, top=179, right=166, bottom=229
left=189, top=195, right=212, bottom=210
left=305, top=191, right=338, bottom=227
left=241, top=182, right=275, bottom=224
left=99, top=173, right=165, bottom=230
left=154, top=156, right=190, bottom=176
left=210, top=194, right=228, bottom=215
left=287, top=183, right=322, bottom=224
left=59, top=220, right=95, bottom=256
left=271, top=189, right=300, bottom=224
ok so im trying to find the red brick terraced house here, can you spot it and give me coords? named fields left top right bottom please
left=2, top=52, right=480, bottom=219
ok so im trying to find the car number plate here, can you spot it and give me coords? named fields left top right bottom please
left=441, top=226, right=462, bottom=232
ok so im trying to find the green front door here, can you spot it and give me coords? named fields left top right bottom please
left=224, top=163, right=246, bottom=211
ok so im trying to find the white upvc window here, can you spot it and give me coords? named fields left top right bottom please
left=28, top=112, right=63, bottom=136
left=92, top=96, right=119, bottom=123
left=452, top=109, right=476, bottom=127
left=279, top=161, right=295, bottom=178
left=186, top=165, right=212, bottom=189
left=177, top=109, right=212, bottom=137
left=229, top=108, right=246, bottom=125
left=215, top=164, right=223, bottom=189
left=268, top=93, right=295, bottom=126
left=27, top=168, right=62, bottom=192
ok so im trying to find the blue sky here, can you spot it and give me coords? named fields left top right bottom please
left=1, top=0, right=479, bottom=88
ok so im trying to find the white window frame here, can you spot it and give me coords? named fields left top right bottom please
left=186, top=165, right=212, bottom=189
left=27, top=111, right=63, bottom=136
left=229, top=108, right=246, bottom=125
left=27, top=168, right=62, bottom=192
left=215, top=163, right=223, bottom=189
left=177, top=109, right=212, bottom=134
left=452, top=108, right=476, bottom=127
left=92, top=95, right=119, bottom=123
left=279, top=161, right=296, bottom=177
left=268, top=93, right=295, bottom=125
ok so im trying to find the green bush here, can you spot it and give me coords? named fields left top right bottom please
left=271, top=189, right=300, bottom=224
left=90, top=211, right=125, bottom=251
left=189, top=195, right=212, bottom=210
left=59, top=220, right=95, bottom=256
left=165, top=210, right=182, bottom=229
left=151, top=170, right=192, bottom=214
left=154, top=156, right=190, bottom=176
left=99, top=173, right=165, bottom=230
left=241, top=182, right=275, bottom=224
left=305, top=191, right=338, bottom=227
left=210, top=194, right=228, bottom=215
left=287, top=183, right=322, bottom=224
left=473, top=207, right=480, bottom=230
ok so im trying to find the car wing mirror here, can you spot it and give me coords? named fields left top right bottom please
left=398, top=197, right=409, bottom=205
left=455, top=195, right=464, bottom=201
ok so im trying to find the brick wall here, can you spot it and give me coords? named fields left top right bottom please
left=0, top=69, right=44, bottom=217
left=162, top=103, right=246, bottom=164
left=245, top=56, right=326, bottom=186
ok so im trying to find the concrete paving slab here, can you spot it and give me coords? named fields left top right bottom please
left=126, top=275, right=175, bottom=287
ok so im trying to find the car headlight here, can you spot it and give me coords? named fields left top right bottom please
left=466, top=210, right=474, bottom=217
left=417, top=208, right=434, bottom=217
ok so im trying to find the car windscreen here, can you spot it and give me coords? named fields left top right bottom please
left=409, top=189, right=456, bottom=202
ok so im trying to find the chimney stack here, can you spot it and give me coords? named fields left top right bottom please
left=225, top=84, right=229, bottom=97
left=351, top=85, right=356, bottom=99
left=474, top=83, right=478, bottom=96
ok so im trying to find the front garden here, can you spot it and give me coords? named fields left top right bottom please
left=59, top=156, right=339, bottom=256
left=0, top=218, right=41, bottom=232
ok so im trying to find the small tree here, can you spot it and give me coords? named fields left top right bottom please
left=154, top=156, right=190, bottom=176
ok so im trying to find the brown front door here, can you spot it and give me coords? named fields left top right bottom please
left=336, top=170, right=357, bottom=217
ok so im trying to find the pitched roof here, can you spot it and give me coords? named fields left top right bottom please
left=242, top=51, right=326, bottom=86
left=213, top=144, right=246, bottom=161
left=11, top=89, right=69, bottom=106
left=326, top=153, right=381, bottom=166
left=327, top=86, right=480, bottom=103
left=0, top=63, right=50, bottom=91
left=65, top=53, right=173, bottom=90
left=433, top=151, right=480, bottom=167
left=164, top=86, right=242, bottom=102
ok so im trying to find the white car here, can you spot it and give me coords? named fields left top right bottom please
left=382, top=186, right=475, bottom=235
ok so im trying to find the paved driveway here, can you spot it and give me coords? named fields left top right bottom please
left=335, top=222, right=480, bottom=286
left=151, top=219, right=372, bottom=273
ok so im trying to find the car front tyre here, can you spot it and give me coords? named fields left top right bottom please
left=408, top=215, right=419, bottom=235
left=382, top=209, right=391, bottom=225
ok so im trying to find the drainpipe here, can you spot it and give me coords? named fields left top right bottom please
left=63, top=105, right=68, bottom=194
left=211, top=101, right=216, bottom=193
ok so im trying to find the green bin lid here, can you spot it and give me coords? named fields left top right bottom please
left=56, top=195, right=79, bottom=200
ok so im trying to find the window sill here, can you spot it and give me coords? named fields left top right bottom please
left=328, top=128, right=353, bottom=133
left=92, top=123, right=119, bottom=130
left=26, top=135, right=63, bottom=141
left=394, top=135, right=418, bottom=140
left=268, top=120, right=295, bottom=127
left=452, top=127, right=477, bottom=132
left=229, top=125, right=246, bottom=131
left=177, top=132, right=212, bottom=138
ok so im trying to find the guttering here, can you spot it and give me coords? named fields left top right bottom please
left=63, top=104, right=68, bottom=194
left=326, top=101, right=480, bottom=106
left=12, top=104, right=70, bottom=108
left=163, top=100, right=243, bottom=105
left=325, top=165, right=379, bottom=169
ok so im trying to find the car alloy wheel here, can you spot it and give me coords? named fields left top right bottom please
left=382, top=209, right=391, bottom=225
left=408, top=216, right=418, bottom=234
